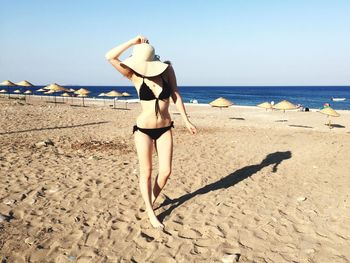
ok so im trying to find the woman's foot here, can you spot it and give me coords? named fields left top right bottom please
left=147, top=210, right=164, bottom=229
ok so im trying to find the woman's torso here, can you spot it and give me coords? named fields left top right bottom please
left=132, top=73, right=172, bottom=128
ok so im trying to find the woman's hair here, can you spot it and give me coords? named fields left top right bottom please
left=163, top=60, right=172, bottom=65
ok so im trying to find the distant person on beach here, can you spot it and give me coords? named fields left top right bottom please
left=105, top=35, right=197, bottom=228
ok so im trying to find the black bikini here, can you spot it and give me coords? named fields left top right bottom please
left=133, top=121, right=174, bottom=140
left=133, top=74, right=174, bottom=140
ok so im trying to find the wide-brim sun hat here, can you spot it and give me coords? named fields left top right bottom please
left=121, top=43, right=168, bottom=77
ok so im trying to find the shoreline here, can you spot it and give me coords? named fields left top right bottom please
left=2, top=93, right=349, bottom=114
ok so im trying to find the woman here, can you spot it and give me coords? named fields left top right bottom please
left=105, top=35, right=196, bottom=228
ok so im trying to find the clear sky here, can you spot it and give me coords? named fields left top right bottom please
left=1, top=0, right=350, bottom=86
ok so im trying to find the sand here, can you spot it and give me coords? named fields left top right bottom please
left=0, top=96, right=350, bottom=262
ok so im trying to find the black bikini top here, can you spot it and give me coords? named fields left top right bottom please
left=138, top=75, right=171, bottom=117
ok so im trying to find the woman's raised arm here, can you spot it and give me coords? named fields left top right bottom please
left=105, top=35, right=148, bottom=78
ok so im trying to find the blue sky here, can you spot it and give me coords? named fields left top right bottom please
left=1, top=0, right=350, bottom=86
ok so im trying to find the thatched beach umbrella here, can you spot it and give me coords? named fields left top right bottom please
left=98, top=93, right=106, bottom=106
left=23, top=90, right=32, bottom=102
left=319, top=106, right=340, bottom=129
left=122, top=92, right=131, bottom=109
left=61, top=92, right=70, bottom=103
left=16, top=80, right=34, bottom=87
left=106, top=90, right=123, bottom=109
left=74, top=88, right=90, bottom=106
left=273, top=100, right=297, bottom=113
left=44, top=83, right=69, bottom=104
left=35, top=88, right=45, bottom=100
left=209, top=97, right=233, bottom=109
left=273, top=100, right=297, bottom=122
left=1, top=80, right=16, bottom=87
left=44, top=83, right=68, bottom=92
left=0, top=89, right=7, bottom=98
left=13, top=89, right=22, bottom=100
left=1, top=80, right=17, bottom=98
left=257, top=102, right=273, bottom=111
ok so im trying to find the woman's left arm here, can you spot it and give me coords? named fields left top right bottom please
left=168, top=65, right=197, bottom=135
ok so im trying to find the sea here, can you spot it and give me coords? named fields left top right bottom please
left=4, top=85, right=350, bottom=110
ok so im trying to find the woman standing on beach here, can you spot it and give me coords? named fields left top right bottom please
left=105, top=35, right=196, bottom=228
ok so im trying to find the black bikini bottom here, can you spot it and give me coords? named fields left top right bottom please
left=133, top=121, right=174, bottom=140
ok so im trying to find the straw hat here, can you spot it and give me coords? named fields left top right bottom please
left=319, top=107, right=340, bottom=117
left=209, top=97, right=233, bottom=108
left=121, top=43, right=168, bottom=77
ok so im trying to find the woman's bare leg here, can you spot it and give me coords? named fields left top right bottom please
left=134, top=131, right=164, bottom=228
left=152, top=130, right=173, bottom=206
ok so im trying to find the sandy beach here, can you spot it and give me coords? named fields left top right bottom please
left=1, top=96, right=350, bottom=262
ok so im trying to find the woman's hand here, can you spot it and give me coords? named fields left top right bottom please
left=185, top=120, right=197, bottom=135
left=132, top=35, right=149, bottom=45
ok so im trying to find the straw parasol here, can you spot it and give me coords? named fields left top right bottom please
left=44, top=83, right=68, bottom=92
left=74, top=88, right=91, bottom=106
left=209, top=97, right=233, bottom=108
left=1, top=80, right=16, bottom=86
left=106, top=90, right=123, bottom=109
left=98, top=93, right=106, bottom=106
left=23, top=90, right=32, bottom=102
left=61, top=92, right=70, bottom=103
left=1, top=80, right=17, bottom=98
left=273, top=100, right=297, bottom=113
left=122, top=92, right=132, bottom=109
left=43, top=83, right=69, bottom=104
left=257, top=102, right=273, bottom=111
left=272, top=99, right=297, bottom=122
left=319, top=106, right=340, bottom=129
left=12, top=89, right=22, bottom=100
left=0, top=89, right=7, bottom=98
left=16, top=80, right=34, bottom=87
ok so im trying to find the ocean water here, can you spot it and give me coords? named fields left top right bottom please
left=4, top=85, right=350, bottom=110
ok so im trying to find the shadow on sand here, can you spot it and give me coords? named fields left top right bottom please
left=0, top=121, right=109, bottom=135
left=158, top=151, right=292, bottom=222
